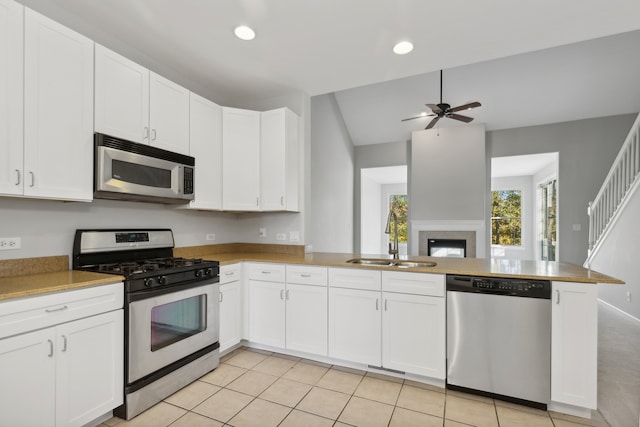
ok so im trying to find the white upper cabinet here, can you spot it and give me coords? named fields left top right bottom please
left=94, top=45, right=190, bottom=155
left=149, top=72, right=190, bottom=154
left=23, top=8, right=94, bottom=201
left=260, top=108, right=299, bottom=211
left=222, top=107, right=261, bottom=211
left=186, top=93, right=222, bottom=210
left=0, top=0, right=23, bottom=197
left=94, top=44, right=149, bottom=144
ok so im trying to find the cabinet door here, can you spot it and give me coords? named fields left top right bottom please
left=222, top=107, right=261, bottom=211
left=186, top=93, right=222, bottom=210
left=260, top=108, right=299, bottom=211
left=94, top=44, right=150, bottom=143
left=248, top=280, right=285, bottom=347
left=0, top=327, right=56, bottom=427
left=149, top=72, right=190, bottom=155
left=0, top=0, right=23, bottom=197
left=328, top=287, right=381, bottom=366
left=286, top=283, right=328, bottom=356
left=551, top=281, right=597, bottom=409
left=219, top=281, right=242, bottom=353
left=24, top=8, right=94, bottom=202
left=382, top=292, right=445, bottom=378
left=56, top=310, right=124, bottom=427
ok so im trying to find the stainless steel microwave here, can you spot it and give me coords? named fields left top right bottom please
left=94, top=133, right=195, bottom=204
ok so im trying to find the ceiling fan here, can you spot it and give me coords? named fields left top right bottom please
left=401, top=69, right=481, bottom=130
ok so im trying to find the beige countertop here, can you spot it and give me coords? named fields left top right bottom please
left=0, top=248, right=622, bottom=302
left=0, top=270, right=125, bottom=302
left=201, top=251, right=624, bottom=284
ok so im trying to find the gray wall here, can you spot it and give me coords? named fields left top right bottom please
left=411, top=125, right=486, bottom=221
left=353, top=141, right=408, bottom=253
left=489, top=113, right=636, bottom=264
left=309, top=94, right=355, bottom=253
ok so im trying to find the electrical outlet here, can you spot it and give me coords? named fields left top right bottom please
left=289, top=231, right=299, bottom=242
left=259, top=228, right=267, bottom=238
left=626, top=292, right=632, bottom=303
left=276, top=233, right=286, bottom=241
left=0, top=237, right=21, bottom=250
left=206, top=233, right=216, bottom=241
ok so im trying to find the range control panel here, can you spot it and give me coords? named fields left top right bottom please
left=446, top=275, right=551, bottom=299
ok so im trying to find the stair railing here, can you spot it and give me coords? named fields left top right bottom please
left=588, top=113, right=640, bottom=256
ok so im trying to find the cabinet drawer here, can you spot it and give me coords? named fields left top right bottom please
left=382, top=271, right=444, bottom=297
left=220, top=264, right=241, bottom=284
left=0, top=282, right=124, bottom=339
left=247, top=263, right=285, bottom=282
left=286, top=265, right=327, bottom=286
left=328, top=268, right=381, bottom=291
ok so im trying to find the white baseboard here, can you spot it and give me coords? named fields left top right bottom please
left=598, top=298, right=640, bottom=323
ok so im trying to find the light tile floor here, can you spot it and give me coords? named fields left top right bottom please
left=101, top=347, right=611, bottom=427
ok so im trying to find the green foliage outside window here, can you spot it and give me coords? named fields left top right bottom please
left=491, top=190, right=522, bottom=246
left=388, top=195, right=408, bottom=243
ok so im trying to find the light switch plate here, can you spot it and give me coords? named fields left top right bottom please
left=289, top=231, right=300, bottom=242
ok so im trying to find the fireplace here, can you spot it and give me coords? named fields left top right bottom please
left=411, top=220, right=485, bottom=258
left=428, top=238, right=466, bottom=258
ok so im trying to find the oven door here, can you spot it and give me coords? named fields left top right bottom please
left=128, top=282, right=219, bottom=383
left=96, top=145, right=192, bottom=202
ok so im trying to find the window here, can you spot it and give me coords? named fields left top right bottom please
left=388, top=194, right=408, bottom=244
left=491, top=190, right=522, bottom=246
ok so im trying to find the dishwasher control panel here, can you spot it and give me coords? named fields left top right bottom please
left=446, top=275, right=551, bottom=299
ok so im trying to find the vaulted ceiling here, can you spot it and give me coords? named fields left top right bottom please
left=18, top=0, right=640, bottom=145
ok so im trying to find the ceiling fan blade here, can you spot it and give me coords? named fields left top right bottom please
left=449, top=102, right=481, bottom=113
left=425, top=116, right=440, bottom=129
left=401, top=113, right=436, bottom=122
left=448, top=113, right=474, bottom=123
left=426, top=104, right=442, bottom=114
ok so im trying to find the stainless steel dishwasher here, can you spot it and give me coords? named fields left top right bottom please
left=446, top=275, right=551, bottom=409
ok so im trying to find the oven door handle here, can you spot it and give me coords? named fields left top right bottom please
left=127, top=279, right=219, bottom=302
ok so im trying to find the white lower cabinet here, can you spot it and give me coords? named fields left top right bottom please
left=551, top=281, right=597, bottom=409
left=219, top=264, right=242, bottom=353
left=247, top=263, right=328, bottom=356
left=0, top=309, right=123, bottom=427
left=0, top=282, right=124, bottom=427
left=328, top=268, right=446, bottom=378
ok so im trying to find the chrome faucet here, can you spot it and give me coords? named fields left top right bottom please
left=385, top=210, right=399, bottom=259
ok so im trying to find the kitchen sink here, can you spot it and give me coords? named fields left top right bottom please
left=345, top=258, right=437, bottom=268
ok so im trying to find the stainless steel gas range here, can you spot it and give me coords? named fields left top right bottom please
left=73, top=229, right=220, bottom=420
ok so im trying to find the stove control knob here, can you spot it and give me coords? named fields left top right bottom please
left=205, top=267, right=213, bottom=276
left=158, top=276, right=167, bottom=285
left=144, top=277, right=155, bottom=287
left=195, top=269, right=204, bottom=278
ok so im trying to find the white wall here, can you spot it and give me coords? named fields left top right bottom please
left=309, top=94, right=354, bottom=253
left=590, top=180, right=640, bottom=320
left=491, top=175, right=535, bottom=260
left=360, top=174, right=381, bottom=254
left=0, top=198, right=239, bottom=263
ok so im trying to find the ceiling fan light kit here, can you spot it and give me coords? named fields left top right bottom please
left=402, top=69, right=481, bottom=129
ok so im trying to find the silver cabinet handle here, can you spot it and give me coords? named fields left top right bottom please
left=219, top=291, right=223, bottom=303
left=151, top=129, right=157, bottom=140
left=556, top=290, right=560, bottom=304
left=61, top=335, right=68, bottom=352
left=144, top=127, right=149, bottom=139
left=29, top=171, right=35, bottom=187
left=285, top=289, right=290, bottom=300
left=224, top=271, right=234, bottom=276
left=281, top=196, right=284, bottom=206
left=384, top=299, right=388, bottom=311
left=300, top=274, right=311, bottom=278
left=261, top=271, right=271, bottom=274
left=47, top=339, right=54, bottom=357
left=280, top=289, right=284, bottom=300
left=15, top=169, right=20, bottom=186
left=376, top=298, right=379, bottom=311
left=45, top=305, right=68, bottom=313
left=256, top=197, right=260, bottom=206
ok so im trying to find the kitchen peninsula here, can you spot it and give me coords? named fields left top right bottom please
left=0, top=247, right=622, bottom=423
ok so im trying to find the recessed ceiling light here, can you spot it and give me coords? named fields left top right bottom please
left=393, top=41, right=413, bottom=55
left=234, top=25, right=255, bottom=41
